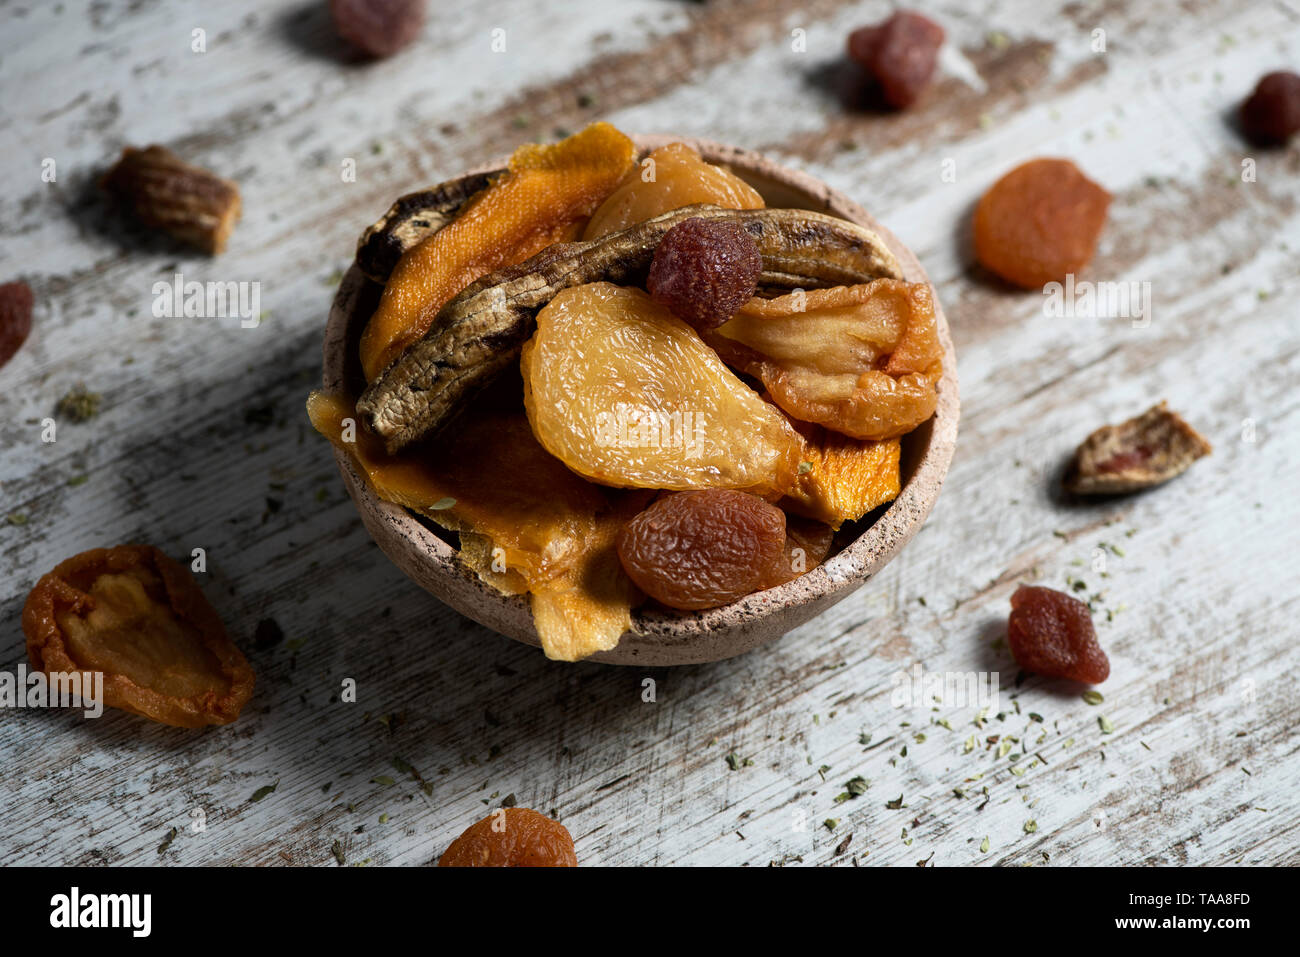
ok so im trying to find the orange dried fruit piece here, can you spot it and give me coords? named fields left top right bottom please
left=22, top=545, right=255, bottom=728
left=439, top=808, right=577, bottom=867
left=782, top=421, right=901, bottom=529
left=307, top=392, right=644, bottom=661
left=358, top=122, right=636, bottom=380
left=706, top=280, right=943, bottom=441
left=521, top=282, right=802, bottom=496
left=1064, top=401, right=1211, bottom=495
left=582, top=142, right=765, bottom=240
left=973, top=158, right=1111, bottom=289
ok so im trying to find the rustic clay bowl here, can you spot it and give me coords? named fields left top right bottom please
left=321, top=135, right=959, bottom=665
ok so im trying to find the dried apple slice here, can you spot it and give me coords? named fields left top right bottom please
left=22, top=545, right=255, bottom=728
left=521, top=283, right=802, bottom=496
left=705, top=280, right=943, bottom=441
left=1064, top=401, right=1211, bottom=495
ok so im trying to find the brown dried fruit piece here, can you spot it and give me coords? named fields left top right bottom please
left=1240, top=71, right=1300, bottom=145
left=0, top=280, right=34, bottom=371
left=522, top=283, right=802, bottom=496
left=847, top=10, right=946, bottom=109
left=973, top=158, right=1111, bottom=288
left=1064, top=400, right=1211, bottom=495
left=439, top=808, right=577, bottom=867
left=617, top=490, right=792, bottom=611
left=331, top=0, right=426, bottom=58
left=100, top=146, right=242, bottom=254
left=1007, top=584, right=1109, bottom=684
left=648, top=217, right=762, bottom=330
left=706, top=280, right=943, bottom=441
left=358, top=122, right=636, bottom=380
left=582, top=142, right=764, bottom=240
left=22, top=545, right=255, bottom=727
left=307, top=392, right=646, bottom=661
left=782, top=421, right=901, bottom=529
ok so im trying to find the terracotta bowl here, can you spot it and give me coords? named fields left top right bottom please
left=321, top=135, right=960, bottom=665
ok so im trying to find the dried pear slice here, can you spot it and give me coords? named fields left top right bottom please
left=521, top=283, right=802, bottom=495
left=1064, top=401, right=1212, bottom=495
left=357, top=204, right=903, bottom=453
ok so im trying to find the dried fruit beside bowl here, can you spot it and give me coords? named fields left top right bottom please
left=438, top=808, right=577, bottom=867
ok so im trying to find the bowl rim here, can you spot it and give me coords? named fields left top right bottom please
left=320, top=134, right=960, bottom=662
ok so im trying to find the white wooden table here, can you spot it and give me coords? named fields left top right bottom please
left=2, top=0, right=1297, bottom=866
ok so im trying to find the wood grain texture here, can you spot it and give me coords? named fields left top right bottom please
left=1, top=0, right=1297, bottom=867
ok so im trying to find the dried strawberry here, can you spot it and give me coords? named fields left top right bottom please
left=1007, top=585, right=1109, bottom=684
left=330, top=0, right=426, bottom=59
left=647, top=218, right=761, bottom=331
left=847, top=11, right=946, bottom=109
left=1240, top=71, right=1300, bottom=145
left=0, top=281, right=34, bottom=370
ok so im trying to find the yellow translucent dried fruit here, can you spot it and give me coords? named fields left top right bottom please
left=359, top=122, right=636, bottom=380
left=521, top=283, right=802, bottom=496
left=306, top=391, right=645, bottom=661
left=582, top=142, right=765, bottom=240
left=706, top=280, right=943, bottom=441
left=781, top=420, right=901, bottom=529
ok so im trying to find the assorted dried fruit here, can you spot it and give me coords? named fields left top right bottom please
left=706, top=281, right=943, bottom=441
left=358, top=122, right=636, bottom=380
left=0, top=280, right=34, bottom=371
left=583, top=142, right=764, bottom=240
left=438, top=808, right=577, bottom=867
left=781, top=422, right=901, bottom=529
left=100, top=145, right=242, bottom=254
left=647, top=217, right=762, bottom=331
left=22, top=545, right=255, bottom=727
left=1007, top=585, right=1109, bottom=684
left=973, top=158, right=1111, bottom=288
left=1240, top=71, right=1300, bottom=145
left=331, top=0, right=426, bottom=59
left=847, top=10, right=946, bottom=109
left=1064, top=401, right=1211, bottom=495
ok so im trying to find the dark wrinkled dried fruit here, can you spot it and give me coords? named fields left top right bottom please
left=973, top=158, right=1111, bottom=288
left=847, top=11, right=946, bottom=109
left=1240, top=71, right=1300, bottom=145
left=22, top=545, right=255, bottom=727
left=0, top=280, right=34, bottom=371
left=1065, top=401, right=1211, bottom=495
left=1007, top=585, right=1109, bottom=684
left=100, top=146, right=242, bottom=254
left=438, top=808, right=577, bottom=867
left=647, top=217, right=762, bottom=331
left=617, top=490, right=790, bottom=610
left=330, top=0, right=426, bottom=58
left=774, top=516, right=836, bottom=584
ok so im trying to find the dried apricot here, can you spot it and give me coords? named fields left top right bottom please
left=0, top=280, right=34, bottom=370
left=1240, top=71, right=1300, bottom=145
left=438, top=808, right=577, bottom=867
left=331, top=0, right=426, bottom=58
left=973, top=158, right=1111, bottom=288
left=776, top=516, right=836, bottom=584
left=706, top=280, right=943, bottom=441
left=1064, top=401, right=1211, bottom=495
left=647, top=217, right=762, bottom=330
left=781, top=421, right=900, bottom=529
left=616, top=490, right=789, bottom=610
left=1007, top=585, right=1109, bottom=684
left=22, top=545, right=255, bottom=727
left=582, top=142, right=764, bottom=240
left=359, top=123, right=636, bottom=380
left=847, top=11, right=946, bottom=109
left=521, top=283, right=802, bottom=496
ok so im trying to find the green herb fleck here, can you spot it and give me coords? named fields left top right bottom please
left=1082, top=690, right=1104, bottom=706
left=249, top=781, right=279, bottom=803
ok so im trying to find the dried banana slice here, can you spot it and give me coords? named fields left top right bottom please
left=357, top=204, right=903, bottom=453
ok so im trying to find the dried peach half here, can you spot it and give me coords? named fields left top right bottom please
left=359, top=122, right=636, bottom=380
left=706, top=280, right=942, bottom=441
left=521, top=282, right=803, bottom=496
left=782, top=420, right=901, bottom=529
left=439, top=808, right=577, bottom=867
left=22, top=545, right=255, bottom=728
left=582, top=142, right=764, bottom=240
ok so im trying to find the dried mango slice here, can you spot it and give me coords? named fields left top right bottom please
left=307, top=392, right=644, bottom=661
left=782, top=421, right=901, bottom=529
left=358, top=122, right=636, bottom=380
left=22, top=545, right=255, bottom=728
left=521, top=283, right=803, bottom=496
left=583, top=142, right=765, bottom=240
left=706, top=280, right=942, bottom=441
